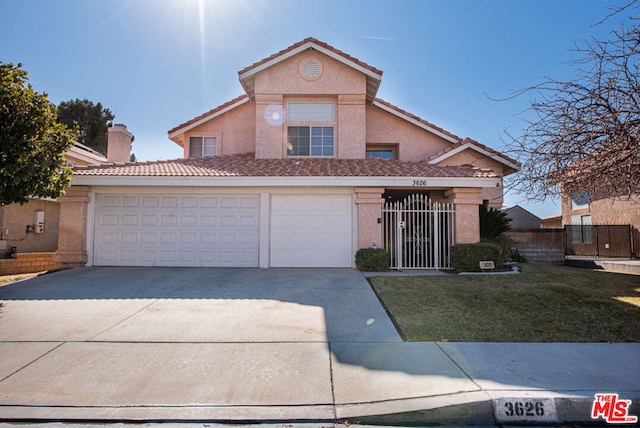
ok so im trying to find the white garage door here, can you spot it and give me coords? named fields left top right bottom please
left=270, top=195, right=352, bottom=267
left=93, top=194, right=259, bottom=267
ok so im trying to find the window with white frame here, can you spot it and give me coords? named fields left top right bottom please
left=570, top=192, right=590, bottom=210
left=189, top=136, right=217, bottom=157
left=288, top=102, right=334, bottom=122
left=286, top=102, right=335, bottom=157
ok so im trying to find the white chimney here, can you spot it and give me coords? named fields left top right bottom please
left=107, top=124, right=133, bottom=163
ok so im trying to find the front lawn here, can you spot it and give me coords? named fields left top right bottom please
left=369, top=264, right=640, bottom=342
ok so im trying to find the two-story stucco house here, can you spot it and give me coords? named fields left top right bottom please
left=54, top=37, right=518, bottom=269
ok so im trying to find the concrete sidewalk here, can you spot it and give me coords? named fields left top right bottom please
left=0, top=268, right=638, bottom=425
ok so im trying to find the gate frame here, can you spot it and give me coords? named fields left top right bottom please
left=382, top=194, right=455, bottom=270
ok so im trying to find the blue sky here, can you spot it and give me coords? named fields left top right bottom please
left=0, top=0, right=635, bottom=217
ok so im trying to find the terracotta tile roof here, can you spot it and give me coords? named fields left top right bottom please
left=73, top=152, right=499, bottom=178
left=238, top=37, right=383, bottom=78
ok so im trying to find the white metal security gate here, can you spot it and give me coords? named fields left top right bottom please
left=382, top=194, right=455, bottom=270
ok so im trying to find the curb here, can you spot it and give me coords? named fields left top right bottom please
left=2, top=393, right=637, bottom=426
left=345, top=394, right=640, bottom=426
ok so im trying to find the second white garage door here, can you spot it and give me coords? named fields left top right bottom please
left=93, top=193, right=259, bottom=267
left=270, top=195, right=353, bottom=267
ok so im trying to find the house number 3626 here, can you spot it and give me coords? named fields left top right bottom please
left=504, top=401, right=545, bottom=417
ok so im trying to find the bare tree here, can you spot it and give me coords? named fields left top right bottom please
left=503, top=6, right=639, bottom=201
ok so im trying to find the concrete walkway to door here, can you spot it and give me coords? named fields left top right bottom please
left=0, top=267, right=638, bottom=425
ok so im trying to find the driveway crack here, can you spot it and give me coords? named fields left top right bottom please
left=86, top=280, right=192, bottom=341
left=0, top=341, right=65, bottom=383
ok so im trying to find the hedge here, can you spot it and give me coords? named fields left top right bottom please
left=355, top=248, right=390, bottom=272
left=450, top=242, right=504, bottom=272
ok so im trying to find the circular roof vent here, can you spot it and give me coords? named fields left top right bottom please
left=300, top=58, right=322, bottom=80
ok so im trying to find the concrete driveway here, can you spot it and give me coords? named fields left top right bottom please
left=0, top=267, right=401, bottom=343
left=1, top=267, right=639, bottom=425
left=0, top=267, right=483, bottom=423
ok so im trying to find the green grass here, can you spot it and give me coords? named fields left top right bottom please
left=369, top=264, right=640, bottom=342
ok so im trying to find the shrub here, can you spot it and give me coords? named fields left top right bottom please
left=480, top=204, right=511, bottom=240
left=355, top=248, right=390, bottom=272
left=451, top=242, right=504, bottom=272
left=488, top=234, right=528, bottom=263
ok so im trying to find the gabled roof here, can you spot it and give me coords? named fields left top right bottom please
left=65, top=143, right=108, bottom=166
left=168, top=95, right=250, bottom=141
left=501, top=205, right=540, bottom=220
left=423, top=137, right=520, bottom=174
left=372, top=98, right=461, bottom=144
left=238, top=37, right=383, bottom=101
left=73, top=152, right=498, bottom=179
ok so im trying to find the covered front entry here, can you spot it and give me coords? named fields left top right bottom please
left=93, top=193, right=260, bottom=267
left=382, top=194, right=455, bottom=270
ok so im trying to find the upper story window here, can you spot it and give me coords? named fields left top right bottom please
left=366, top=149, right=394, bottom=159
left=287, top=102, right=334, bottom=122
left=365, top=144, right=397, bottom=160
left=287, top=102, right=335, bottom=157
left=288, top=126, right=334, bottom=157
left=189, top=136, right=217, bottom=158
left=570, top=192, right=590, bottom=210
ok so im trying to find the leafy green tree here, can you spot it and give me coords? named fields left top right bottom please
left=0, top=62, right=77, bottom=206
left=57, top=98, right=114, bottom=155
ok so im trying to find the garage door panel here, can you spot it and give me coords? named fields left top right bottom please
left=200, top=233, right=216, bottom=244
left=94, top=194, right=259, bottom=267
left=122, top=214, right=138, bottom=226
left=122, top=196, right=138, bottom=207
left=221, top=197, right=239, bottom=208
left=270, top=195, right=352, bottom=268
left=161, top=215, right=177, bottom=226
left=162, top=197, right=178, bottom=208
left=240, top=197, right=259, bottom=209
left=201, top=215, right=216, bottom=226
left=180, top=197, right=198, bottom=208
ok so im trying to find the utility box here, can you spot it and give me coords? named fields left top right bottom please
left=34, top=210, right=45, bottom=234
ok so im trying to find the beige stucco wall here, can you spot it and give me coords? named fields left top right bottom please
left=436, top=151, right=506, bottom=207
left=337, top=94, right=367, bottom=159
left=366, top=104, right=452, bottom=162
left=252, top=51, right=367, bottom=160
left=184, top=99, right=256, bottom=158
left=53, top=186, right=91, bottom=267
left=0, top=199, right=60, bottom=253
left=253, top=52, right=367, bottom=97
left=446, top=187, right=483, bottom=243
left=355, top=187, right=384, bottom=249
left=255, top=94, right=285, bottom=158
left=107, top=125, right=133, bottom=163
left=183, top=98, right=256, bottom=158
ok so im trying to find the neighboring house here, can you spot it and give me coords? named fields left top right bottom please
left=55, top=37, right=519, bottom=269
left=0, top=125, right=132, bottom=256
left=502, top=205, right=541, bottom=230
left=562, top=190, right=640, bottom=257
left=541, top=215, right=562, bottom=229
left=562, top=190, right=640, bottom=230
